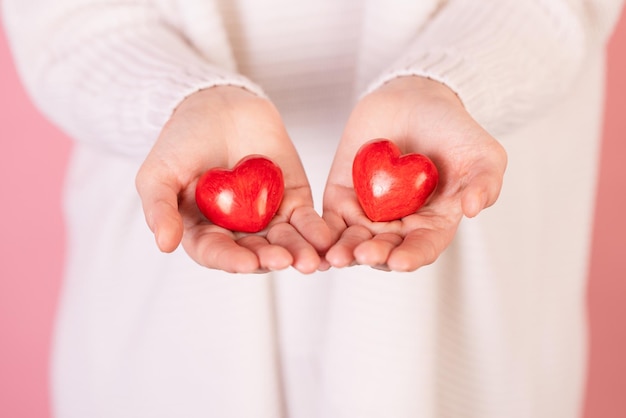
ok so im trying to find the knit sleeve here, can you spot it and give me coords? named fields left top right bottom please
left=1, top=0, right=265, bottom=156
left=364, top=0, right=624, bottom=137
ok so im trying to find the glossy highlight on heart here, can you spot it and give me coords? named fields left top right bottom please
left=195, top=155, right=284, bottom=233
left=352, top=139, right=439, bottom=222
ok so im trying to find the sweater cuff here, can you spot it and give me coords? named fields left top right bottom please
left=363, top=0, right=585, bottom=136
left=78, top=22, right=267, bottom=153
left=23, top=9, right=267, bottom=156
left=144, top=60, right=268, bottom=133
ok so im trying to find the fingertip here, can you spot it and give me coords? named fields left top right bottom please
left=324, top=246, right=351, bottom=269
left=302, top=217, right=334, bottom=254
left=324, top=224, right=372, bottom=268
left=462, top=193, right=482, bottom=218
left=322, top=211, right=348, bottom=246
left=386, top=252, right=417, bottom=272
left=354, top=233, right=402, bottom=267
left=155, top=224, right=182, bottom=253
left=137, top=170, right=184, bottom=252
left=313, top=224, right=334, bottom=253
left=387, top=233, right=441, bottom=272
left=292, top=208, right=334, bottom=253
left=291, top=244, right=322, bottom=274
left=462, top=167, right=505, bottom=218
left=235, top=253, right=263, bottom=274
left=353, top=242, right=381, bottom=266
left=260, top=246, right=294, bottom=272
left=317, top=259, right=331, bottom=272
left=209, top=241, right=261, bottom=273
left=153, top=213, right=184, bottom=253
left=293, top=255, right=321, bottom=275
left=462, top=181, right=491, bottom=218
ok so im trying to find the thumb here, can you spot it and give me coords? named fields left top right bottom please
left=461, top=168, right=505, bottom=218
left=135, top=166, right=184, bottom=253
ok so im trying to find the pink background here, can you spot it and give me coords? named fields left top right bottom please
left=1, top=9, right=625, bottom=418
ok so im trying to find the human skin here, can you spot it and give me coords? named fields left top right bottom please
left=323, top=76, right=507, bottom=271
left=136, top=76, right=506, bottom=273
left=135, top=86, right=332, bottom=274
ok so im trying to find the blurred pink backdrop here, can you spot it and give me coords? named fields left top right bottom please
left=1, top=9, right=625, bottom=418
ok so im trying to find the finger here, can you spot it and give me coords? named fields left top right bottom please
left=237, top=235, right=293, bottom=271
left=322, top=210, right=349, bottom=247
left=290, top=206, right=333, bottom=253
left=267, top=222, right=321, bottom=274
left=462, top=143, right=507, bottom=218
left=387, top=228, right=451, bottom=272
left=461, top=170, right=504, bottom=218
left=150, top=199, right=185, bottom=252
left=461, top=185, right=485, bottom=219
left=324, top=225, right=373, bottom=268
left=135, top=170, right=184, bottom=253
left=317, top=259, right=332, bottom=272
left=183, top=228, right=260, bottom=273
left=353, top=233, right=403, bottom=267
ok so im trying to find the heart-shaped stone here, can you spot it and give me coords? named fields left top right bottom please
left=353, top=139, right=439, bottom=222
left=195, top=155, right=284, bottom=233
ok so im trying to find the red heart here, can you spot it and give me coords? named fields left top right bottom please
left=352, top=139, right=439, bottom=222
left=195, top=155, right=284, bottom=233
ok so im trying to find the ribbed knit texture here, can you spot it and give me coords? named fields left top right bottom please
left=3, top=0, right=622, bottom=148
left=3, top=1, right=265, bottom=156
left=363, top=1, right=586, bottom=136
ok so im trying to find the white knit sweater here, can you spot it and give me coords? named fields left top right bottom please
left=3, top=1, right=621, bottom=152
left=2, top=1, right=624, bottom=417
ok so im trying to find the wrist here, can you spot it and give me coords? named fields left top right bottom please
left=372, top=76, right=464, bottom=109
left=177, top=85, right=263, bottom=112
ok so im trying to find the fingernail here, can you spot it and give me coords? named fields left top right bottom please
left=318, top=260, right=331, bottom=271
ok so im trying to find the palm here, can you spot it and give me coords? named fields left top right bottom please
left=323, top=77, right=507, bottom=271
left=323, top=183, right=461, bottom=271
left=178, top=181, right=330, bottom=274
left=136, top=87, right=331, bottom=274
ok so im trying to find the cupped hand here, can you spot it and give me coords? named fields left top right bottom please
left=136, top=86, right=331, bottom=274
left=323, top=76, right=507, bottom=272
